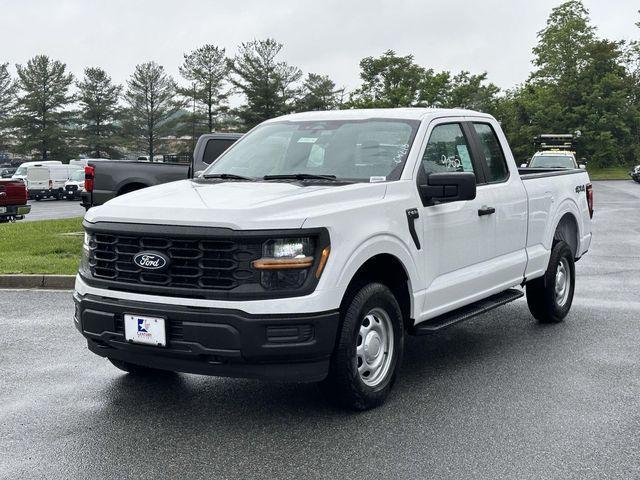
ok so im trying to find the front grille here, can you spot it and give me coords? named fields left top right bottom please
left=88, top=232, right=263, bottom=294
left=66, top=185, right=78, bottom=192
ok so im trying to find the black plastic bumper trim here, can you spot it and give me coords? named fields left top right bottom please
left=75, top=293, right=339, bottom=382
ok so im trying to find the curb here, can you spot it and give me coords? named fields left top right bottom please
left=0, top=275, right=76, bottom=290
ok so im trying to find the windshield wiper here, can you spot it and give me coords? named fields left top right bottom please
left=202, top=173, right=254, bottom=181
left=262, top=173, right=338, bottom=181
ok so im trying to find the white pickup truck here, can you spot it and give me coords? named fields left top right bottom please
left=74, top=108, right=593, bottom=410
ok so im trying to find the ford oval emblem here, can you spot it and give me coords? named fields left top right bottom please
left=133, top=252, right=169, bottom=270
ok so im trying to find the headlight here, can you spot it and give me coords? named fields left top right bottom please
left=79, top=232, right=92, bottom=274
left=252, top=237, right=330, bottom=290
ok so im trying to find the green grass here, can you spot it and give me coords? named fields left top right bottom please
left=586, top=166, right=633, bottom=180
left=0, top=217, right=84, bottom=275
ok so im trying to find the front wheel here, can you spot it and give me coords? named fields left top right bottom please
left=320, top=282, right=404, bottom=410
left=526, top=240, right=575, bottom=323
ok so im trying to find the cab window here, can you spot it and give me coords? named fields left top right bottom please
left=421, top=123, right=475, bottom=176
left=472, top=123, right=509, bottom=182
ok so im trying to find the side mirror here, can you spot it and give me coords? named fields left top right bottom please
left=579, top=164, right=586, bottom=170
left=419, top=172, right=476, bottom=205
left=520, top=163, right=528, bottom=168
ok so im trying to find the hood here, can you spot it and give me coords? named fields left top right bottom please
left=85, top=179, right=387, bottom=229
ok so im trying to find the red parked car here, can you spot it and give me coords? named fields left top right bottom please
left=0, top=178, right=31, bottom=222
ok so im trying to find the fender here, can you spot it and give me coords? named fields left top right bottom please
left=333, top=233, right=421, bottom=318
left=544, top=196, right=583, bottom=252
left=115, top=177, right=150, bottom=196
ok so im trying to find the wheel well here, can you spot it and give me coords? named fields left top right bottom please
left=554, top=213, right=579, bottom=258
left=341, top=254, right=412, bottom=329
left=117, top=182, right=148, bottom=196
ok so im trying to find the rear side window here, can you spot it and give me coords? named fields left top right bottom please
left=421, top=123, right=475, bottom=176
left=472, top=123, right=509, bottom=182
left=203, top=139, right=236, bottom=165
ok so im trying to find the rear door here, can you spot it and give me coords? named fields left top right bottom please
left=466, top=120, right=528, bottom=289
left=27, top=167, right=50, bottom=190
left=416, top=118, right=496, bottom=319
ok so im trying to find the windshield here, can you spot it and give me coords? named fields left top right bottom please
left=529, top=154, right=576, bottom=168
left=69, top=169, right=84, bottom=181
left=202, top=119, right=420, bottom=182
left=14, top=166, right=27, bottom=176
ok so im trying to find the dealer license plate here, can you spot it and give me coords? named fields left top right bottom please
left=124, top=314, right=166, bottom=347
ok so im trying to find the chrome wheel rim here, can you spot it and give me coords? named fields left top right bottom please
left=555, top=257, right=571, bottom=307
left=356, top=307, right=394, bottom=387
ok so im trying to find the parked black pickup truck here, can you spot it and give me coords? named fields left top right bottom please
left=81, top=133, right=242, bottom=209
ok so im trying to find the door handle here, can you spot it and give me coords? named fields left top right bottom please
left=478, top=206, right=496, bottom=216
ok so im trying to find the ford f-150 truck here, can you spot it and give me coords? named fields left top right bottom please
left=74, top=108, right=593, bottom=410
left=80, top=133, right=242, bottom=209
left=0, top=178, right=31, bottom=222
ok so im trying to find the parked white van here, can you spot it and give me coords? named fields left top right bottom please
left=27, top=164, right=81, bottom=200
left=12, top=160, right=62, bottom=182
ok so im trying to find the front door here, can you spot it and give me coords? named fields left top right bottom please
left=416, top=120, right=497, bottom=320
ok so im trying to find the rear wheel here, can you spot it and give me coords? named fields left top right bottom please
left=526, top=240, right=575, bottom=323
left=320, top=282, right=404, bottom=410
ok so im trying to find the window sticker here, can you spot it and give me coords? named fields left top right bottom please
left=370, top=176, right=387, bottom=183
left=456, top=145, right=473, bottom=172
left=297, top=137, right=318, bottom=144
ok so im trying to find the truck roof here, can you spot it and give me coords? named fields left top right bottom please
left=271, top=108, right=492, bottom=122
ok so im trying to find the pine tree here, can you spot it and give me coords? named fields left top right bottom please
left=77, top=67, right=122, bottom=158
left=0, top=63, right=18, bottom=151
left=179, top=44, right=229, bottom=133
left=14, top=55, right=74, bottom=160
left=228, top=39, right=302, bottom=128
left=123, top=62, right=179, bottom=160
left=295, top=73, right=341, bottom=111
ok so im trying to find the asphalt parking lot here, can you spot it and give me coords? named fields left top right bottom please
left=1, top=181, right=639, bottom=479
left=24, top=197, right=85, bottom=221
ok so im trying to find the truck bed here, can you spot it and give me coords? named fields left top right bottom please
left=518, top=167, right=585, bottom=179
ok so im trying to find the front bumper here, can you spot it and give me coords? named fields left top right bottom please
left=74, top=292, right=340, bottom=382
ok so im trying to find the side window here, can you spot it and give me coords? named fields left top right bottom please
left=421, top=123, right=475, bottom=177
left=472, top=123, right=509, bottom=182
left=202, top=139, right=236, bottom=165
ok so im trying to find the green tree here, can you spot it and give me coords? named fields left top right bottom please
left=295, top=73, right=342, bottom=111
left=228, top=38, right=302, bottom=128
left=0, top=63, right=18, bottom=150
left=77, top=67, right=122, bottom=158
left=123, top=62, right=179, bottom=160
left=347, top=50, right=425, bottom=107
left=445, top=71, right=501, bottom=114
left=14, top=55, right=74, bottom=161
left=499, top=0, right=637, bottom=168
left=179, top=44, right=229, bottom=133
left=532, top=0, right=595, bottom=83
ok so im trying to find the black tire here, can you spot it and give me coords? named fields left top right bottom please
left=320, top=282, right=404, bottom=410
left=526, top=240, right=575, bottom=323
left=34, top=196, right=41, bottom=201
left=108, top=358, right=165, bottom=375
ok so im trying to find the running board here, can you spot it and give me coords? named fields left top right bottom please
left=411, top=288, right=524, bottom=335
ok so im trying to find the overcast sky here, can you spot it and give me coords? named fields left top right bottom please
left=1, top=0, right=638, bottom=96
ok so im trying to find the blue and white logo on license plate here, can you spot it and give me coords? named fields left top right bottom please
left=124, top=314, right=166, bottom=346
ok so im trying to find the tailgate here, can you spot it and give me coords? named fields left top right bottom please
left=0, top=180, right=28, bottom=205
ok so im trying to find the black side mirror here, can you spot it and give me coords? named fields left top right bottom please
left=419, top=172, right=476, bottom=205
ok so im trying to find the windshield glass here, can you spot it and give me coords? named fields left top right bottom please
left=69, top=169, right=84, bottom=181
left=14, top=166, right=27, bottom=176
left=529, top=154, right=575, bottom=168
left=203, top=119, right=420, bottom=182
